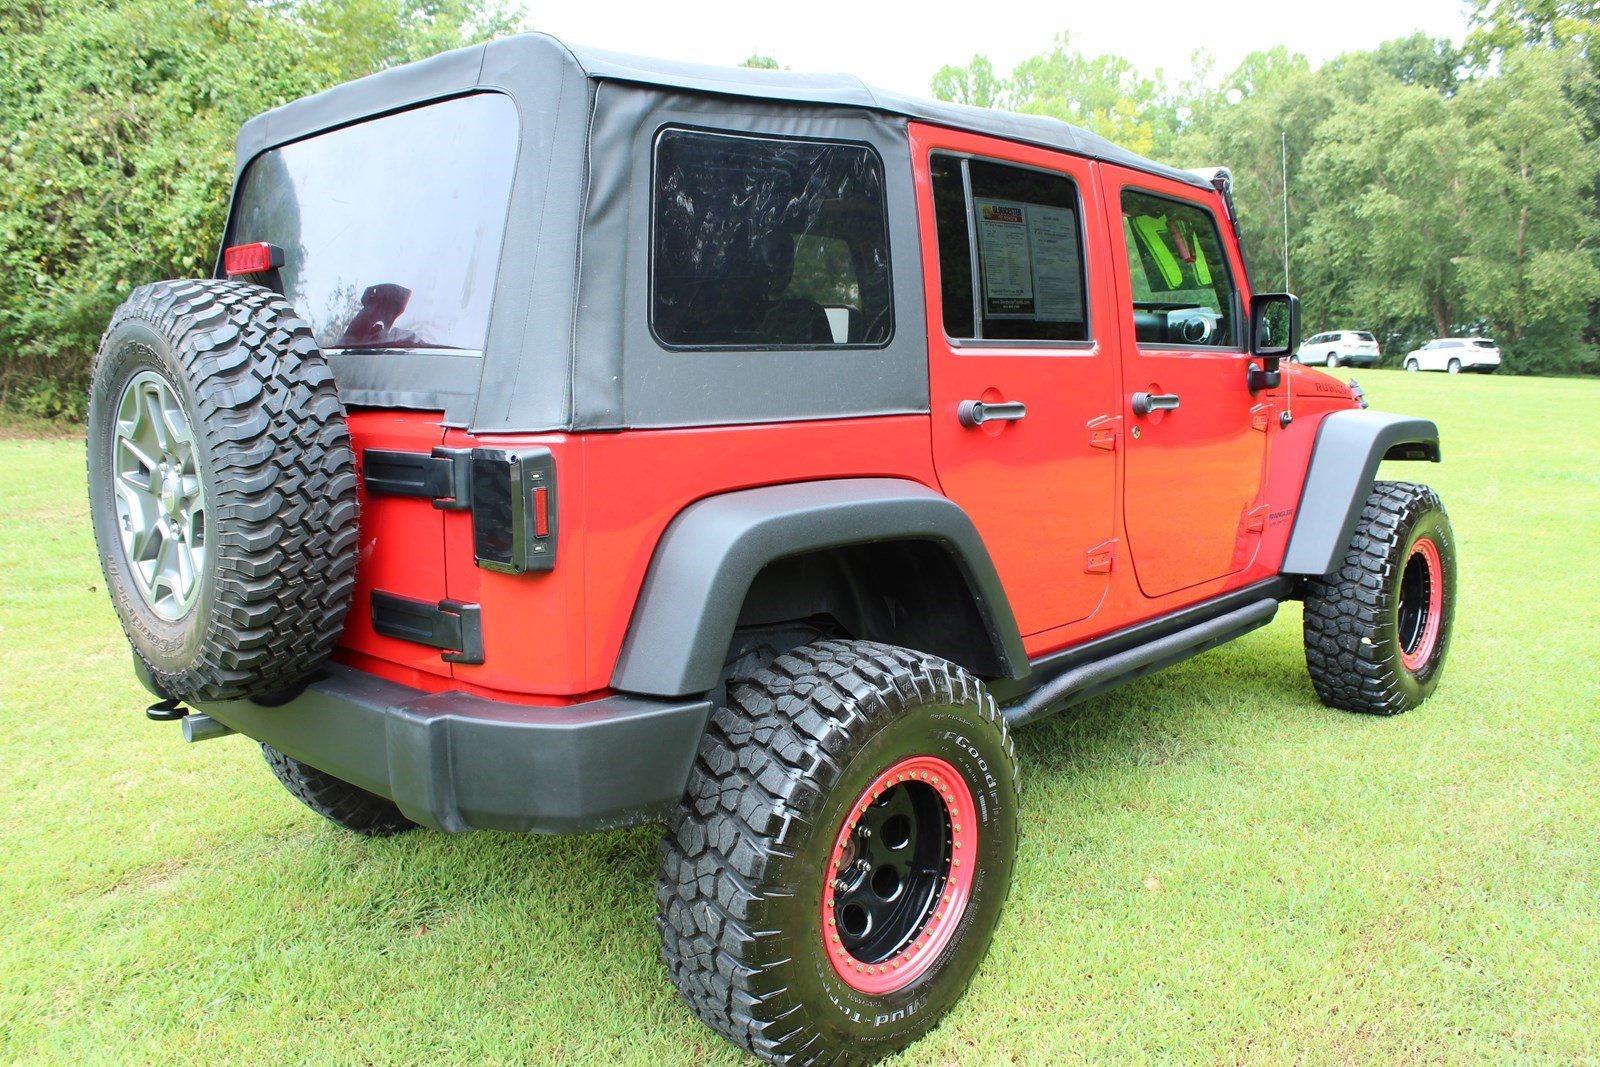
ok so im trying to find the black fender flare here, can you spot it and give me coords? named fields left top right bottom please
left=610, top=478, right=1030, bottom=697
left=1280, top=410, right=1441, bottom=577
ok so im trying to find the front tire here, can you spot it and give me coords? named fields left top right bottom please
left=1406, top=358, right=1420, bottom=372
left=1325, top=353, right=1340, bottom=368
left=1448, top=358, right=1462, bottom=374
left=1303, top=482, right=1456, bottom=715
left=657, top=640, right=1019, bottom=1065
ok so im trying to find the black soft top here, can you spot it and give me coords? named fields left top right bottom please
left=229, top=34, right=1211, bottom=434
left=236, top=32, right=1204, bottom=189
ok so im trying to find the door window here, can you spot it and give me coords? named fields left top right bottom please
left=1120, top=190, right=1239, bottom=349
left=929, top=155, right=1090, bottom=343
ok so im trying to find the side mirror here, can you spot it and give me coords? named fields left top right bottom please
left=1248, top=292, right=1300, bottom=393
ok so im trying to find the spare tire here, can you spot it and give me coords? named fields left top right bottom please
left=86, top=279, right=359, bottom=703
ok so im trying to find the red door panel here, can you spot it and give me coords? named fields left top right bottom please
left=912, top=124, right=1119, bottom=635
left=1101, top=166, right=1268, bottom=599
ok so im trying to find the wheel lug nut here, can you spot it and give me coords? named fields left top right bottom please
left=856, top=825, right=872, bottom=839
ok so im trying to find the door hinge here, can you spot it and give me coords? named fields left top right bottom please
left=1250, top=404, right=1272, bottom=433
left=1088, top=414, right=1122, bottom=451
left=1085, top=538, right=1118, bottom=574
left=1245, top=505, right=1270, bottom=533
left=370, top=592, right=485, bottom=665
left=362, top=447, right=473, bottom=510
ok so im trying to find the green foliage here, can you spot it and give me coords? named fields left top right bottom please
left=740, top=53, right=783, bottom=70
left=932, top=25, right=1600, bottom=375
left=0, top=0, right=521, bottom=419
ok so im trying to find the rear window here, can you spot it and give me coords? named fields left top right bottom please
left=226, top=93, right=519, bottom=353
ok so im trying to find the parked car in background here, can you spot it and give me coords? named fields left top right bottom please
left=1295, top=330, right=1381, bottom=367
left=1404, top=338, right=1502, bottom=374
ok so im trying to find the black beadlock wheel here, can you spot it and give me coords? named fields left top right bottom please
left=86, top=279, right=359, bottom=703
left=656, top=640, right=1019, bottom=1065
left=261, top=745, right=416, bottom=836
left=1303, top=481, right=1456, bottom=715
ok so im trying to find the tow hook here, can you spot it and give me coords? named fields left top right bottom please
left=145, top=697, right=234, bottom=742
left=145, top=697, right=186, bottom=721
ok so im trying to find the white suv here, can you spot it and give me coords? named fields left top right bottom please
left=1296, top=330, right=1381, bottom=368
left=1403, top=338, right=1502, bottom=374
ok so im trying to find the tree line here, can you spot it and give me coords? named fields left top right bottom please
left=1, top=2, right=1593, bottom=420
left=932, top=1, right=1599, bottom=375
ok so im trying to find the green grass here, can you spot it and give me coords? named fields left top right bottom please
left=2, top=369, right=1597, bottom=1065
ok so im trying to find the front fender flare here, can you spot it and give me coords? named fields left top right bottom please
left=1281, top=410, right=1441, bottom=576
left=611, top=478, right=1029, bottom=697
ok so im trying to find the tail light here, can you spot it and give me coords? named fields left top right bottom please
left=470, top=448, right=557, bottom=574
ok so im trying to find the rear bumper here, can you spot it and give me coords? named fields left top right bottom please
left=193, top=665, right=710, bottom=834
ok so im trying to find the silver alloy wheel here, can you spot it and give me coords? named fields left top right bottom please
left=112, top=370, right=206, bottom=620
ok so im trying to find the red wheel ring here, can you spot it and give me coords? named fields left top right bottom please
left=1398, top=536, right=1444, bottom=672
left=821, top=754, right=978, bottom=994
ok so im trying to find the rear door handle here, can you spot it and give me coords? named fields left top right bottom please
left=958, top=400, right=1027, bottom=427
left=1131, top=392, right=1181, bottom=416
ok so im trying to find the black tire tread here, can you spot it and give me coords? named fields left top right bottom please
left=261, top=744, right=415, bottom=836
left=89, top=279, right=358, bottom=702
left=1303, top=480, right=1447, bottom=715
left=656, top=639, right=1017, bottom=1065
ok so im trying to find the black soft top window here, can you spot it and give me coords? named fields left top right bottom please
left=227, top=93, right=518, bottom=354
left=651, top=129, right=892, bottom=349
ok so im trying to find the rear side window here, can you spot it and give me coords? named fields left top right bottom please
left=651, top=129, right=892, bottom=349
left=929, top=155, right=1089, bottom=343
left=227, top=93, right=519, bottom=353
left=1471, top=339, right=1496, bottom=348
left=1354, top=331, right=1376, bottom=342
left=1120, top=190, right=1239, bottom=348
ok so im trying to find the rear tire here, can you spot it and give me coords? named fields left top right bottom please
left=1303, top=482, right=1455, bottom=715
left=262, top=745, right=417, bottom=836
left=1325, top=353, right=1340, bottom=368
left=657, top=640, right=1019, bottom=1065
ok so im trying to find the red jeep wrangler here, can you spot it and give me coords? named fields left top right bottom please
left=86, top=33, right=1454, bottom=1065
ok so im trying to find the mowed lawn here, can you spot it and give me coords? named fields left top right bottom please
left=1, top=369, right=1596, bottom=1065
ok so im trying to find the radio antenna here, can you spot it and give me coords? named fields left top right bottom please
left=1281, top=130, right=1290, bottom=291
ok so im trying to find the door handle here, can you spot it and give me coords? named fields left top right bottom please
left=958, top=400, right=1027, bottom=427
left=1131, top=392, right=1181, bottom=417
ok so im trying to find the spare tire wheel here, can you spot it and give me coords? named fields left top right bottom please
left=87, top=279, right=359, bottom=703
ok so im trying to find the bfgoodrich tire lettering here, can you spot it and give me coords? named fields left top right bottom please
left=657, top=640, right=1019, bottom=1065
left=1302, top=481, right=1456, bottom=715
left=87, top=279, right=358, bottom=702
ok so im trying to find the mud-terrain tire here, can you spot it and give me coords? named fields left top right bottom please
left=261, top=745, right=416, bottom=836
left=657, top=640, right=1019, bottom=1065
left=1303, top=482, right=1455, bottom=715
left=86, top=279, right=358, bottom=703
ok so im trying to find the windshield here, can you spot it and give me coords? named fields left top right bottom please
left=226, top=93, right=519, bottom=353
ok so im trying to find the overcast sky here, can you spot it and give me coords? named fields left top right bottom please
left=528, top=0, right=1477, bottom=98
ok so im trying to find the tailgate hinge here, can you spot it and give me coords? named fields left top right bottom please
left=1088, top=414, right=1122, bottom=451
left=370, top=592, right=485, bottom=665
left=1084, top=538, right=1118, bottom=574
left=363, top=447, right=473, bottom=510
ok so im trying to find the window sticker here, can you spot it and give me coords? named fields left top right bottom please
left=974, top=198, right=1083, bottom=323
